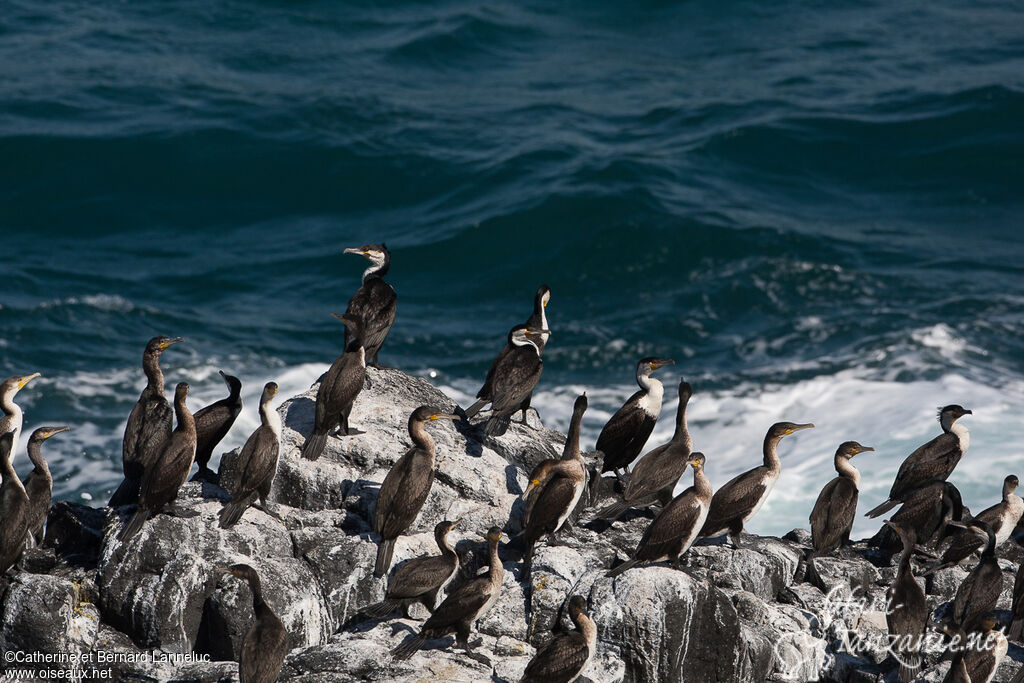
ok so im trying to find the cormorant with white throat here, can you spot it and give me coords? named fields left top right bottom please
left=478, top=325, right=549, bottom=437
left=342, top=243, right=396, bottom=367
left=805, top=441, right=873, bottom=583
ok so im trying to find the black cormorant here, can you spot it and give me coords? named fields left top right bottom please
left=22, top=426, right=70, bottom=546
left=699, top=421, right=814, bottom=547
left=606, top=453, right=712, bottom=578
left=374, top=406, right=459, bottom=577
left=596, top=380, right=693, bottom=523
left=302, top=313, right=366, bottom=461
left=866, top=405, right=971, bottom=518
left=519, top=595, right=596, bottom=683
left=343, top=243, right=396, bottom=367
left=805, top=441, right=873, bottom=583
left=109, top=336, right=184, bottom=507
left=392, top=526, right=505, bottom=660
left=360, top=520, right=460, bottom=619
left=883, top=520, right=927, bottom=683
left=0, top=431, right=29, bottom=574
left=221, top=564, right=289, bottom=683
left=219, top=382, right=282, bottom=529
left=0, top=373, right=40, bottom=465
left=118, top=382, right=197, bottom=543
left=191, top=371, right=242, bottom=483
left=480, top=325, right=548, bottom=437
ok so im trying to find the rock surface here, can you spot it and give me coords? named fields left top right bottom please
left=0, top=365, right=1022, bottom=682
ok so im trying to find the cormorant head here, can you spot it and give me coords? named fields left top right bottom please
left=836, top=441, right=873, bottom=458
left=343, top=243, right=389, bottom=269
left=145, top=336, right=184, bottom=356
left=767, top=421, right=815, bottom=441
left=882, top=518, right=917, bottom=546
left=29, top=426, right=70, bottom=444
left=522, top=460, right=555, bottom=499
left=509, top=324, right=550, bottom=350
left=978, top=611, right=1004, bottom=633
left=1006, top=475, right=1019, bottom=492
left=218, top=370, right=242, bottom=395
left=688, top=452, right=706, bottom=470
left=566, top=595, right=588, bottom=619
left=410, top=405, right=460, bottom=426
left=222, top=563, right=261, bottom=590
left=1, top=372, right=41, bottom=397
left=638, top=357, right=674, bottom=376
left=535, top=285, right=551, bottom=309
left=572, top=393, right=588, bottom=417
left=937, top=404, right=971, bottom=428
left=174, top=382, right=190, bottom=401
left=436, top=519, right=460, bottom=537
left=484, top=526, right=503, bottom=543
left=262, top=382, right=278, bottom=401
left=677, top=379, right=693, bottom=403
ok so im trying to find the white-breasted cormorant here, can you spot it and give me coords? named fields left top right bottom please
left=374, top=405, right=459, bottom=577
left=606, top=453, right=712, bottom=578
left=0, top=431, right=29, bottom=574
left=805, top=441, right=873, bottom=583
left=302, top=313, right=366, bottom=460
left=883, top=520, right=927, bottom=683
left=949, top=521, right=1001, bottom=632
left=596, top=380, right=693, bottom=523
left=191, top=370, right=242, bottom=483
left=109, top=336, right=184, bottom=507
left=519, top=595, right=596, bottom=683
left=392, top=526, right=505, bottom=660
left=0, top=373, right=41, bottom=465
left=520, top=395, right=588, bottom=579
left=924, top=475, right=1023, bottom=574
left=866, top=405, right=971, bottom=518
left=343, top=243, right=396, bottom=367
left=479, top=325, right=549, bottom=437
left=361, top=520, right=460, bottom=619
left=219, top=382, right=281, bottom=529
left=22, top=426, right=70, bottom=547
left=699, top=421, right=814, bottom=547
left=118, top=382, right=197, bottom=543
left=221, top=564, right=289, bottom=683
left=593, top=357, right=674, bottom=497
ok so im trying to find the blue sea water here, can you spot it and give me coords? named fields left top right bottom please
left=2, top=0, right=1024, bottom=538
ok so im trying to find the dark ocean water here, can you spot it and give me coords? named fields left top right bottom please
left=2, top=0, right=1024, bottom=537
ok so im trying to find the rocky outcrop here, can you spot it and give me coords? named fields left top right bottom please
left=2, top=366, right=1023, bottom=682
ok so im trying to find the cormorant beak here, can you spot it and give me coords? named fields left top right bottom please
left=451, top=519, right=462, bottom=529
left=18, top=372, right=41, bottom=389
left=45, top=426, right=71, bottom=439
left=963, top=409, right=973, bottom=415
left=267, top=386, right=278, bottom=397
left=160, top=337, right=185, bottom=350
left=218, top=370, right=228, bottom=380
left=653, top=359, right=675, bottom=371
left=521, top=479, right=541, bottom=500
left=429, top=413, right=460, bottom=422
left=856, top=446, right=875, bottom=455
left=786, top=423, right=815, bottom=435
left=343, top=247, right=366, bottom=257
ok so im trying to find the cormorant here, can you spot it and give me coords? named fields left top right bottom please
left=109, top=336, right=184, bottom=507
left=22, top=426, right=70, bottom=547
left=374, top=406, right=459, bottom=577
left=868, top=480, right=966, bottom=554
left=883, top=520, right=927, bottom=683
left=596, top=380, right=693, bottom=523
left=963, top=614, right=1007, bottom=683
left=191, top=371, right=242, bottom=483
left=118, top=382, right=197, bottom=543
left=924, top=475, right=1023, bottom=574
left=805, top=441, right=873, bottom=582
left=302, top=313, right=366, bottom=460
left=606, top=453, right=712, bottom=578
left=520, top=395, right=588, bottom=578
left=699, top=421, right=815, bottom=547
left=360, top=520, right=460, bottom=619
left=0, top=373, right=41, bottom=465
left=219, top=382, right=281, bottom=529
left=392, top=526, right=505, bottom=660
left=519, top=595, right=596, bottom=683
left=342, top=243, right=396, bottom=367
left=464, top=286, right=551, bottom=422
left=0, top=431, right=29, bottom=574
left=221, top=564, right=289, bottom=683
left=866, top=405, right=971, bottom=518
left=479, top=325, right=549, bottom=437
left=593, top=357, right=674, bottom=498
left=1010, top=559, right=1024, bottom=641
left=949, top=521, right=1001, bottom=632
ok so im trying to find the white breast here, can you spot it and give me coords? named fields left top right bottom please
left=554, top=481, right=585, bottom=532
left=265, top=406, right=283, bottom=439
left=678, top=499, right=709, bottom=557
left=950, top=422, right=970, bottom=453
left=637, top=382, right=664, bottom=418
left=743, top=470, right=780, bottom=523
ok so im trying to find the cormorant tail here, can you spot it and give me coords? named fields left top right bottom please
left=596, top=499, right=628, bottom=521
left=108, top=477, right=139, bottom=508
left=484, top=414, right=511, bottom=437
left=606, top=558, right=639, bottom=578
left=302, top=432, right=327, bottom=461
left=391, top=633, right=427, bottom=660
left=218, top=493, right=257, bottom=529
left=1009, top=618, right=1023, bottom=641
left=360, top=599, right=398, bottom=619
left=375, top=538, right=395, bottom=578
left=865, top=499, right=897, bottom=518
left=118, top=508, right=148, bottom=543
left=898, top=654, right=921, bottom=683
left=463, top=398, right=488, bottom=420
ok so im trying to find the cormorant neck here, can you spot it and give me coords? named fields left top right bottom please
left=0, top=393, right=19, bottom=419
left=487, top=537, right=503, bottom=582
left=27, top=439, right=51, bottom=478
left=436, top=530, right=456, bottom=557
left=362, top=255, right=390, bottom=283
left=835, top=456, right=860, bottom=489
left=940, top=413, right=960, bottom=433
left=247, top=575, right=267, bottom=609
left=574, top=610, right=598, bottom=653
left=981, top=530, right=996, bottom=557
left=671, top=397, right=691, bottom=446
left=1003, top=482, right=1015, bottom=502
left=174, top=394, right=193, bottom=433
left=693, top=466, right=712, bottom=500
left=637, top=370, right=660, bottom=395
left=409, top=419, right=435, bottom=455
left=142, top=353, right=165, bottom=395
left=562, top=408, right=585, bottom=461
left=260, top=394, right=281, bottom=437
left=896, top=538, right=915, bottom=578
left=762, top=435, right=783, bottom=473
left=511, top=336, right=541, bottom=356
left=0, top=454, right=25, bottom=497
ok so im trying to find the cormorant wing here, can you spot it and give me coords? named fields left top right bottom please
left=476, top=344, right=512, bottom=400
left=596, top=392, right=656, bottom=471
left=636, top=489, right=702, bottom=561
left=123, top=395, right=172, bottom=465
left=422, top=577, right=491, bottom=631
left=890, top=432, right=961, bottom=497
left=521, top=632, right=588, bottom=682
left=345, top=278, right=397, bottom=355
left=525, top=476, right=578, bottom=536
left=387, top=555, right=456, bottom=599
left=624, top=444, right=682, bottom=503
left=374, top=448, right=435, bottom=538
left=234, top=426, right=280, bottom=497
left=489, top=347, right=542, bottom=414
left=702, top=467, right=770, bottom=535
left=810, top=477, right=857, bottom=552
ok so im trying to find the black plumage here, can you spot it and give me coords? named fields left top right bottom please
left=480, top=325, right=548, bottom=437
left=109, top=336, right=184, bottom=507
left=342, top=243, right=396, bottom=367
left=868, top=480, right=966, bottom=554
left=392, top=526, right=505, bottom=660
left=594, top=357, right=673, bottom=490
left=884, top=521, right=927, bottom=683
left=360, top=520, right=460, bottom=619
left=521, top=395, right=588, bottom=579
left=950, top=521, right=1002, bottom=632
left=190, top=370, right=242, bottom=482
left=806, top=441, right=873, bottom=577
left=302, top=313, right=366, bottom=461
left=223, top=564, right=289, bottom=683
left=118, top=382, right=197, bottom=543
left=700, top=421, right=814, bottom=546
left=596, top=380, right=693, bottom=524
left=606, top=453, right=712, bottom=578
left=22, top=426, right=69, bottom=546
left=374, top=406, right=459, bottom=577
left=866, top=404, right=971, bottom=518
left=963, top=615, right=1007, bottom=683
left=519, top=595, right=596, bottom=683
left=220, top=383, right=282, bottom=529
left=1010, top=559, right=1024, bottom=641
left=1, top=431, right=29, bottom=574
